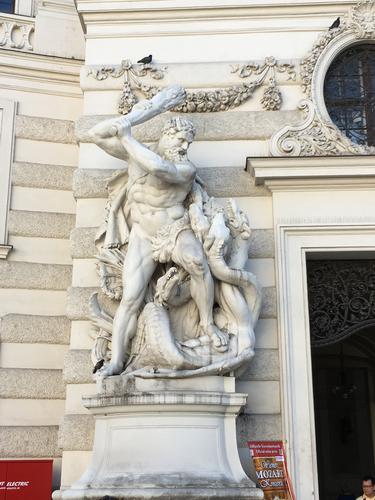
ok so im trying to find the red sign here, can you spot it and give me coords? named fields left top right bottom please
left=0, top=460, right=53, bottom=499
left=248, top=441, right=295, bottom=500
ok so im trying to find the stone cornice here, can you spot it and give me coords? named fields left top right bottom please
left=77, top=0, right=356, bottom=15
left=0, top=49, right=82, bottom=78
left=37, top=0, right=80, bottom=15
left=0, top=49, right=82, bottom=96
left=76, top=0, right=355, bottom=27
left=0, top=13, right=34, bottom=24
left=247, top=155, right=375, bottom=189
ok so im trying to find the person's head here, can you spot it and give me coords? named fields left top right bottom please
left=157, top=117, right=196, bottom=161
left=362, top=476, right=375, bottom=497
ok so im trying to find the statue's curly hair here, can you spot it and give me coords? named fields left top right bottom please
left=162, top=117, right=196, bottom=138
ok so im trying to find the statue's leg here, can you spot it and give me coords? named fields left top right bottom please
left=100, top=230, right=156, bottom=377
left=172, top=230, right=228, bottom=351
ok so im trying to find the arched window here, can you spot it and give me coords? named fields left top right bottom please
left=324, top=44, right=375, bottom=147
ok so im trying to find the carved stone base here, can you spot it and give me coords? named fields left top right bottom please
left=55, top=376, right=262, bottom=499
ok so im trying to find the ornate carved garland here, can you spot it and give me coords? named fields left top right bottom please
left=87, top=57, right=295, bottom=114
left=307, top=260, right=375, bottom=347
left=231, top=56, right=296, bottom=111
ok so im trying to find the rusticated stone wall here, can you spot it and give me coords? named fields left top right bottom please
left=0, top=52, right=82, bottom=489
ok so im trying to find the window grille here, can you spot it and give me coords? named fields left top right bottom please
left=324, top=44, right=375, bottom=147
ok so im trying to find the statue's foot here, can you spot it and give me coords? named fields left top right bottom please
left=95, top=361, right=123, bottom=378
left=204, top=324, right=228, bottom=353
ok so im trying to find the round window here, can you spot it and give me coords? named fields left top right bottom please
left=324, top=43, right=375, bottom=147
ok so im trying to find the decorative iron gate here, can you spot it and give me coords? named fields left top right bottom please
left=307, top=260, right=375, bottom=346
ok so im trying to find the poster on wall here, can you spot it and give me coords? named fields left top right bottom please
left=248, top=441, right=295, bottom=500
left=0, top=460, right=52, bottom=499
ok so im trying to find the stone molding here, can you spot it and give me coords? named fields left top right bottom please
left=76, top=0, right=356, bottom=29
left=0, top=49, right=82, bottom=97
left=247, top=154, right=375, bottom=187
left=0, top=244, right=12, bottom=259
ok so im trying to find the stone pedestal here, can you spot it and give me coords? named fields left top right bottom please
left=57, top=376, right=262, bottom=499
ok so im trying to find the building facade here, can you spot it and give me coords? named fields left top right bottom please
left=0, top=1, right=374, bottom=498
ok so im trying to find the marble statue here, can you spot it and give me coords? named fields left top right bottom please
left=89, top=85, right=262, bottom=380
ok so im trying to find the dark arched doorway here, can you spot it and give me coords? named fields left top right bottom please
left=307, top=260, right=375, bottom=500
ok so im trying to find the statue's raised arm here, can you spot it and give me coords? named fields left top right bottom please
left=89, top=85, right=186, bottom=161
left=90, top=84, right=262, bottom=381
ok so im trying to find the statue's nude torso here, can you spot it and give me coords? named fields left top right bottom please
left=126, top=157, right=195, bottom=238
left=89, top=88, right=232, bottom=378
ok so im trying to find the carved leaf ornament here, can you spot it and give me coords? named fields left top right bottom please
left=271, top=0, right=375, bottom=156
left=87, top=57, right=295, bottom=114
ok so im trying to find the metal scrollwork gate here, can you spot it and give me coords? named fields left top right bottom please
left=307, top=260, right=375, bottom=347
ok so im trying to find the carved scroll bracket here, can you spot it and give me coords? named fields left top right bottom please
left=270, top=99, right=375, bottom=156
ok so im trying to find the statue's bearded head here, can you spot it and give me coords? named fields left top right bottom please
left=157, top=117, right=196, bottom=162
